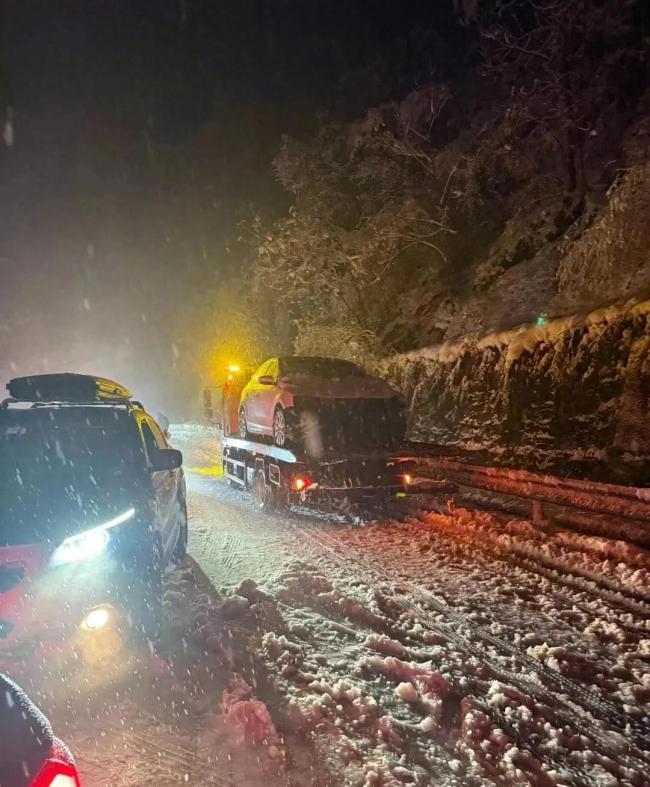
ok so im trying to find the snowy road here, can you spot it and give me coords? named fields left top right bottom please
left=173, top=424, right=650, bottom=787
left=179, top=424, right=291, bottom=586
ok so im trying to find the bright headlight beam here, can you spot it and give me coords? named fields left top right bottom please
left=97, top=508, right=136, bottom=529
left=50, top=507, right=135, bottom=566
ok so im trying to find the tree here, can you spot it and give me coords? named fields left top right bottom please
left=241, top=0, right=648, bottom=360
left=478, top=0, right=642, bottom=196
left=244, top=122, right=457, bottom=355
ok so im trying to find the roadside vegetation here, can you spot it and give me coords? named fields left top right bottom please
left=233, top=0, right=648, bottom=366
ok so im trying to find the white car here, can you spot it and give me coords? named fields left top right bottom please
left=238, top=356, right=405, bottom=454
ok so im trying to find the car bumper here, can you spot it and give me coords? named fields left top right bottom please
left=0, top=553, right=138, bottom=683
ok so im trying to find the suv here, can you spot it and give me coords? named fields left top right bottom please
left=0, top=374, right=187, bottom=666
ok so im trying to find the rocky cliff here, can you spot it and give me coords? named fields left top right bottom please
left=386, top=300, right=650, bottom=484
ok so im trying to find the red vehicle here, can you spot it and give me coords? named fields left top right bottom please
left=238, top=356, right=405, bottom=454
left=0, top=672, right=81, bottom=786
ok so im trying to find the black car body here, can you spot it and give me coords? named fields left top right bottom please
left=0, top=374, right=187, bottom=675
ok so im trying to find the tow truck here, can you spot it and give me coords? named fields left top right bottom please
left=206, top=360, right=453, bottom=512
left=221, top=435, right=422, bottom=511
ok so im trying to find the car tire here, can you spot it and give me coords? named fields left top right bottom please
left=274, top=482, right=289, bottom=511
left=274, top=406, right=303, bottom=451
left=171, top=496, right=188, bottom=565
left=273, top=406, right=291, bottom=448
left=238, top=407, right=250, bottom=439
left=254, top=469, right=276, bottom=512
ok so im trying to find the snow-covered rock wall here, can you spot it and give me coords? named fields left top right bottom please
left=555, top=163, right=650, bottom=309
left=385, top=299, right=650, bottom=483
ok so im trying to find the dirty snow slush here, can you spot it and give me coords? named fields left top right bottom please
left=172, top=424, right=650, bottom=787
left=24, top=559, right=316, bottom=787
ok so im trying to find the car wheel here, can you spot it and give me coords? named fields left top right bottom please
left=274, top=407, right=303, bottom=451
left=272, top=406, right=288, bottom=447
left=254, top=469, right=275, bottom=512
left=238, top=407, right=249, bottom=439
left=171, top=496, right=188, bottom=565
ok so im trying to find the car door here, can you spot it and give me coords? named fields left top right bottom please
left=257, top=357, right=279, bottom=432
left=138, top=415, right=179, bottom=563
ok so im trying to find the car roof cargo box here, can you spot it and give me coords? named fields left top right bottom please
left=7, top=373, right=132, bottom=403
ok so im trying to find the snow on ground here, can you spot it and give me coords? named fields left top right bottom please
left=164, top=425, right=650, bottom=786
left=176, top=424, right=291, bottom=587
left=44, top=560, right=318, bottom=786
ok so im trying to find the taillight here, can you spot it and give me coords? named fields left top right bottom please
left=403, top=473, right=413, bottom=485
left=31, top=759, right=81, bottom=787
left=291, top=475, right=311, bottom=492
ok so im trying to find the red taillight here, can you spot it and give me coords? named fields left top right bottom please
left=403, top=473, right=413, bottom=485
left=291, top=475, right=310, bottom=492
left=31, top=759, right=81, bottom=787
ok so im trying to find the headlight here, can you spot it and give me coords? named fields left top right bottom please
left=82, top=605, right=111, bottom=630
left=50, top=508, right=135, bottom=566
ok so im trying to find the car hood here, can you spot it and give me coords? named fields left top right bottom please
left=0, top=470, right=145, bottom=548
left=282, top=374, right=398, bottom=400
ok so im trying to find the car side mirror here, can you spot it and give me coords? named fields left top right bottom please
left=150, top=447, right=183, bottom=471
left=258, top=375, right=276, bottom=386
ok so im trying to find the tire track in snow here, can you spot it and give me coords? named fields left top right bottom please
left=173, top=427, right=650, bottom=781
left=407, top=507, right=650, bottom=641
left=270, top=523, right=613, bottom=786
left=416, top=508, right=650, bottom=614
left=190, top=475, right=650, bottom=774
left=286, top=519, right=650, bottom=777
left=507, top=550, right=650, bottom=616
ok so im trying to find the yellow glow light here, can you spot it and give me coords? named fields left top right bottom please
left=187, top=464, right=224, bottom=476
left=83, top=606, right=110, bottom=630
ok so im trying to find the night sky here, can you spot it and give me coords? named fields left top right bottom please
left=0, top=1, right=462, bottom=415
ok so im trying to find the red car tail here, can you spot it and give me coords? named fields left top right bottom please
left=31, top=757, right=81, bottom=787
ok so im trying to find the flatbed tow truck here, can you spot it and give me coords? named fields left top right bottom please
left=221, top=435, right=448, bottom=512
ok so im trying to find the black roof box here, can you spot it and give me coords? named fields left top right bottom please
left=7, top=373, right=132, bottom=402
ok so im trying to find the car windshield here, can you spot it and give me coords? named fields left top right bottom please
left=0, top=407, right=142, bottom=545
left=281, top=357, right=366, bottom=379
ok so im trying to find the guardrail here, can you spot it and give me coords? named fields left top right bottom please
left=416, top=455, right=650, bottom=524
